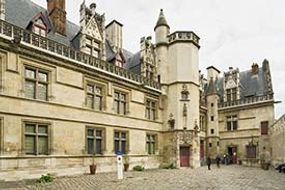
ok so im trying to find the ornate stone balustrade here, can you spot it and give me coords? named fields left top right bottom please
left=0, top=20, right=161, bottom=90
left=168, top=31, right=200, bottom=47
left=218, top=94, right=274, bottom=108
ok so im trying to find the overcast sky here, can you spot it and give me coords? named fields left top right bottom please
left=32, top=0, right=285, bottom=118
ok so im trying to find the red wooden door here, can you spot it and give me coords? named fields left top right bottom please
left=180, top=147, right=190, bottom=167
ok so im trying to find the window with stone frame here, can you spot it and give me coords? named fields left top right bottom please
left=226, top=88, right=237, bottom=102
left=226, top=115, right=238, bottom=131
left=260, top=121, right=269, bottom=135
left=114, top=91, right=127, bottom=115
left=86, top=83, right=103, bottom=111
left=200, top=115, right=206, bottom=131
left=145, top=99, right=156, bottom=120
left=246, top=145, right=256, bottom=158
left=146, top=134, right=157, bottom=155
left=86, top=127, right=104, bottom=155
left=24, top=123, right=49, bottom=155
left=86, top=37, right=101, bottom=58
left=25, top=67, right=48, bottom=101
left=114, top=131, right=128, bottom=154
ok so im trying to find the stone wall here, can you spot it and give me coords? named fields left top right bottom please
left=270, top=114, right=285, bottom=165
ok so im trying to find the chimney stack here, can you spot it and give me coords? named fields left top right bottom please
left=105, top=20, right=123, bottom=52
left=47, top=0, right=66, bottom=36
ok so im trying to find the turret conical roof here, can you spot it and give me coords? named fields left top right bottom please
left=154, top=9, right=170, bottom=31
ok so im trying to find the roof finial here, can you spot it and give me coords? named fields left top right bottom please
left=154, top=9, right=169, bottom=31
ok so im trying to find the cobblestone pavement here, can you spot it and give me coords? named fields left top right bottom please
left=1, top=165, right=285, bottom=190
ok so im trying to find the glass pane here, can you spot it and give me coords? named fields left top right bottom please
left=121, top=94, right=126, bottom=101
left=87, top=94, right=94, bottom=109
left=114, top=140, right=119, bottom=154
left=38, top=136, right=48, bottom=155
left=114, top=100, right=119, bottom=114
left=25, top=80, right=35, bottom=99
left=38, top=72, right=48, bottom=82
left=96, top=87, right=102, bottom=95
left=233, top=121, right=238, bottom=130
left=121, top=132, right=126, bottom=139
left=37, top=83, right=47, bottom=100
left=93, top=49, right=99, bottom=58
left=95, top=139, right=102, bottom=154
left=87, top=138, right=94, bottom=154
left=120, top=102, right=125, bottom=114
left=114, top=92, right=119, bottom=99
left=25, top=135, right=35, bottom=154
left=114, top=132, right=119, bottom=138
left=87, top=85, right=94, bottom=93
left=96, top=130, right=102, bottom=137
left=38, top=125, right=48, bottom=134
left=151, top=102, right=155, bottom=108
left=95, top=96, right=102, bottom=110
left=146, top=100, right=150, bottom=107
left=146, top=108, right=150, bottom=119
left=87, top=129, right=94, bottom=137
left=148, top=142, right=151, bottom=154
left=227, top=122, right=231, bottom=131
left=25, top=124, right=36, bottom=133
left=152, top=142, right=156, bottom=154
left=25, top=68, right=35, bottom=78
left=121, top=141, right=126, bottom=154
left=150, top=110, right=154, bottom=120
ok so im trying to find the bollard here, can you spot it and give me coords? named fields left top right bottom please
left=117, top=151, right=123, bottom=180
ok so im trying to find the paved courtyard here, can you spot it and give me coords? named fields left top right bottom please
left=1, top=165, right=285, bottom=190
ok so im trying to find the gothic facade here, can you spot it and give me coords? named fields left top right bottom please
left=0, top=0, right=277, bottom=180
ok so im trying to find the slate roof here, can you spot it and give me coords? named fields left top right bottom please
left=5, top=0, right=134, bottom=63
left=207, top=66, right=269, bottom=103
left=125, top=52, right=141, bottom=74
left=154, top=9, right=169, bottom=30
left=6, top=0, right=80, bottom=47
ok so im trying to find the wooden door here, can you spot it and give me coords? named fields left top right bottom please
left=180, top=146, right=190, bottom=167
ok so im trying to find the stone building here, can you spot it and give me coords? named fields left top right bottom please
left=270, top=114, right=285, bottom=166
left=0, top=0, right=277, bottom=180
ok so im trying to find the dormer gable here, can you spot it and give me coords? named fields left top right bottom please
left=27, top=12, right=49, bottom=37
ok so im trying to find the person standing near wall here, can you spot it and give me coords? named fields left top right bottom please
left=207, top=156, right=212, bottom=170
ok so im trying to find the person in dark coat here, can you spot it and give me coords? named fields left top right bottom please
left=216, top=155, right=221, bottom=168
left=207, top=156, right=212, bottom=170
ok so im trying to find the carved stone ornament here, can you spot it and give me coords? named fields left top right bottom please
left=181, top=84, right=189, bottom=100
left=183, top=103, right=187, bottom=117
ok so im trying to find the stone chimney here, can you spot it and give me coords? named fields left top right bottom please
left=0, top=0, right=5, bottom=20
left=47, top=0, right=66, bottom=36
left=206, top=66, right=220, bottom=82
left=105, top=20, right=123, bottom=52
left=251, top=63, right=259, bottom=75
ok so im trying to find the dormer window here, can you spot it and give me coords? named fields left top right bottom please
left=226, top=88, right=237, bottom=102
left=33, top=19, right=47, bottom=37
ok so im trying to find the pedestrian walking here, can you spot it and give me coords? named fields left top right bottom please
left=216, top=155, right=221, bottom=168
left=207, top=156, right=211, bottom=170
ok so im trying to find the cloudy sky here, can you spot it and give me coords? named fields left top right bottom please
left=32, top=0, right=285, bottom=118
